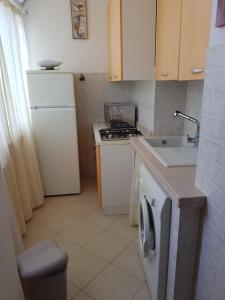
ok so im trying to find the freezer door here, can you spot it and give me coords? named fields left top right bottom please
left=31, top=108, right=80, bottom=196
left=27, top=73, right=75, bottom=106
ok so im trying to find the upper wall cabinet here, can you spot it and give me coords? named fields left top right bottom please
left=156, top=0, right=212, bottom=81
left=108, top=0, right=156, bottom=81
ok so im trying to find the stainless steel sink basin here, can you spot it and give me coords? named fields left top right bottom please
left=140, top=136, right=197, bottom=167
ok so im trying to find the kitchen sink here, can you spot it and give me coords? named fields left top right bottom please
left=140, top=136, right=198, bottom=167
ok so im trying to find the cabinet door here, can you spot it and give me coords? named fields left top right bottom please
left=179, top=0, right=212, bottom=80
left=156, top=0, right=182, bottom=80
left=108, top=0, right=122, bottom=81
left=122, top=0, right=155, bottom=80
left=100, top=144, right=133, bottom=214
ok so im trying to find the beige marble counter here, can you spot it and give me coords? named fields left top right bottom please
left=93, top=123, right=131, bottom=146
left=131, top=137, right=206, bottom=208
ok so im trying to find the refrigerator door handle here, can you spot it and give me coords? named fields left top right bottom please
left=30, top=104, right=75, bottom=109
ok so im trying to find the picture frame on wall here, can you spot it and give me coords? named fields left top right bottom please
left=216, top=0, right=225, bottom=27
left=70, top=0, right=88, bottom=39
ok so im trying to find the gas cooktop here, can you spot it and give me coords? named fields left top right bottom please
left=100, top=127, right=142, bottom=141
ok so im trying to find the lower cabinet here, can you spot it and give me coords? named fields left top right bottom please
left=96, top=143, right=133, bottom=215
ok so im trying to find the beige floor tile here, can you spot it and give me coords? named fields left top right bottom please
left=108, top=216, right=138, bottom=241
left=84, top=265, right=143, bottom=300
left=41, top=211, right=77, bottom=233
left=66, top=202, right=97, bottom=220
left=112, top=243, right=145, bottom=281
left=67, top=281, right=80, bottom=300
left=133, top=238, right=139, bottom=245
left=61, top=220, right=103, bottom=246
left=133, top=284, right=152, bottom=300
left=84, top=210, right=121, bottom=229
left=32, top=204, right=61, bottom=223
left=74, top=292, right=95, bottom=300
left=23, top=227, right=58, bottom=248
left=67, top=248, right=108, bottom=289
left=24, top=178, right=145, bottom=300
left=84, top=231, right=130, bottom=262
left=46, top=195, right=80, bottom=209
left=53, top=235, right=80, bottom=256
left=25, top=219, right=44, bottom=234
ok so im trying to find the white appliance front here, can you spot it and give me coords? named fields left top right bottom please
left=27, top=72, right=75, bottom=107
left=138, top=164, right=171, bottom=300
left=31, top=107, right=80, bottom=196
left=100, top=144, right=133, bottom=215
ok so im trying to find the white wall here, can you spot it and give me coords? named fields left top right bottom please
left=210, top=0, right=225, bottom=46
left=24, top=0, right=108, bottom=72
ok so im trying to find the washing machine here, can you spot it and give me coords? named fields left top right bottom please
left=138, top=164, right=171, bottom=300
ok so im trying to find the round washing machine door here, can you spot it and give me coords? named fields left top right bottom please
left=139, top=195, right=156, bottom=258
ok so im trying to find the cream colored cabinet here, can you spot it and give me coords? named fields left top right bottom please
left=156, top=0, right=212, bottom=81
left=156, top=0, right=181, bottom=80
left=108, top=0, right=122, bottom=81
left=179, top=0, right=212, bottom=80
left=108, top=0, right=156, bottom=81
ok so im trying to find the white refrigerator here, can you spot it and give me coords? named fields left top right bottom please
left=27, top=71, right=80, bottom=196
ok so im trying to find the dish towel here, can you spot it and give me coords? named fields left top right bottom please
left=129, top=153, right=142, bottom=226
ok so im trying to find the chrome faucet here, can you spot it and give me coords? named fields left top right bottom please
left=173, top=111, right=200, bottom=147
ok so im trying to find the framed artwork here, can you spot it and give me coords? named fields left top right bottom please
left=70, top=0, right=88, bottom=39
left=216, top=0, right=225, bottom=27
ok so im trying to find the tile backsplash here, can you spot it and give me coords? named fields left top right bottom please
left=75, top=73, right=204, bottom=178
left=195, top=43, right=225, bottom=299
left=130, top=80, right=156, bottom=132
left=183, top=81, right=204, bottom=137
left=154, top=81, right=187, bottom=136
left=75, top=73, right=132, bottom=177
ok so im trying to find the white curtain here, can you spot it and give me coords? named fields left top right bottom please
left=0, top=163, right=25, bottom=300
left=129, top=153, right=142, bottom=226
left=0, top=2, right=44, bottom=235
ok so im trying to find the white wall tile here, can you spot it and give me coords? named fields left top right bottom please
left=196, top=43, right=225, bottom=299
left=183, top=81, right=204, bottom=137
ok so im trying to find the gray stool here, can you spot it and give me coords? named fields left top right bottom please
left=17, top=240, right=68, bottom=300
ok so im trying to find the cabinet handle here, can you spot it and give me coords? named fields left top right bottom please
left=113, top=75, right=118, bottom=79
left=191, top=68, right=204, bottom=74
left=161, top=71, right=169, bottom=77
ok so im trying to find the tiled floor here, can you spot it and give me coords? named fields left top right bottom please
left=23, top=178, right=151, bottom=300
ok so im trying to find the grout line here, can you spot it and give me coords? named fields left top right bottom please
left=130, top=281, right=146, bottom=300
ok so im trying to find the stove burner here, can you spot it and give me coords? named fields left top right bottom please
left=110, top=121, right=131, bottom=128
left=100, top=127, right=142, bottom=141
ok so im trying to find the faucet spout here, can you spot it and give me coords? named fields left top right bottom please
left=173, top=111, right=200, bottom=147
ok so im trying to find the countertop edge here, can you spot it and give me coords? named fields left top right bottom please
left=131, top=137, right=206, bottom=208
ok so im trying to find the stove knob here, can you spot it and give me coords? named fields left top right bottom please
left=129, top=133, right=133, bottom=137
left=108, top=134, right=112, bottom=139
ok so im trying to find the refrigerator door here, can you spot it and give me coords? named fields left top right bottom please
left=27, top=73, right=75, bottom=106
left=31, top=107, right=80, bottom=196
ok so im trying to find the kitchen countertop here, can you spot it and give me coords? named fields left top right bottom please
left=93, top=123, right=131, bottom=146
left=131, top=137, right=206, bottom=208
